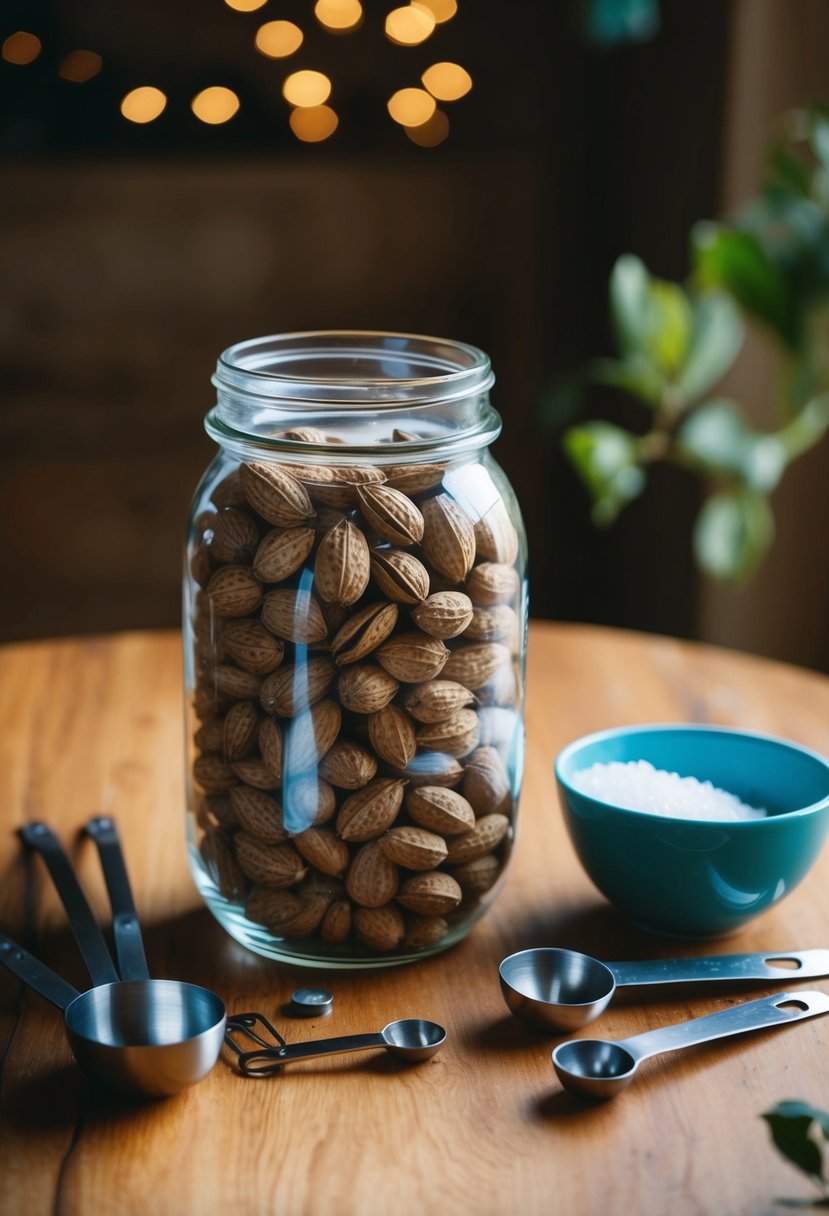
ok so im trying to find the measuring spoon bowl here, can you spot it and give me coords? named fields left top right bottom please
left=500, top=946, right=829, bottom=1033
left=552, top=989, right=829, bottom=1100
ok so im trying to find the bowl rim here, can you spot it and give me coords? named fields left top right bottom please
left=554, top=722, right=829, bottom=826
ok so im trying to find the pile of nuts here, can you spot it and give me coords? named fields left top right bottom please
left=189, top=430, right=523, bottom=956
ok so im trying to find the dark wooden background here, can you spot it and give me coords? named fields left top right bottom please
left=10, top=0, right=819, bottom=664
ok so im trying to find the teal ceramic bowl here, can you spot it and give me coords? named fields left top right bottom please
left=555, top=724, right=829, bottom=938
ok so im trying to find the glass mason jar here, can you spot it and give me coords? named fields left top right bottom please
left=184, top=332, right=527, bottom=968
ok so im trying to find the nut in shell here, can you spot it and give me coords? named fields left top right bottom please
left=345, top=841, right=399, bottom=908
left=397, top=871, right=462, bottom=916
left=240, top=461, right=316, bottom=527
left=412, top=591, right=474, bottom=639
left=406, top=786, right=476, bottom=835
left=210, top=508, right=259, bottom=564
left=353, top=903, right=405, bottom=952
left=445, top=813, right=510, bottom=864
left=370, top=548, right=430, bottom=604
left=368, top=704, right=417, bottom=769
left=336, top=778, right=407, bottom=841
left=253, top=527, right=316, bottom=584
left=261, top=589, right=327, bottom=645
left=319, top=738, right=378, bottom=789
left=378, top=826, right=448, bottom=870
left=466, top=562, right=521, bottom=607
left=416, top=708, right=480, bottom=759
left=420, top=493, right=476, bottom=582
left=331, top=601, right=398, bottom=665
left=222, top=620, right=285, bottom=674
left=355, top=484, right=424, bottom=546
left=259, top=656, right=336, bottom=717
left=314, top=518, right=371, bottom=606
left=207, top=565, right=262, bottom=618
left=337, top=664, right=399, bottom=713
left=402, top=679, right=477, bottom=724
left=376, top=631, right=449, bottom=683
left=234, top=834, right=307, bottom=887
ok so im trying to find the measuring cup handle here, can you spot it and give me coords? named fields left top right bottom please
left=20, top=822, right=119, bottom=987
left=85, top=817, right=150, bottom=982
left=610, top=949, right=829, bottom=988
left=0, top=935, right=80, bottom=1011
left=240, top=1032, right=384, bottom=1071
left=622, top=990, right=829, bottom=1063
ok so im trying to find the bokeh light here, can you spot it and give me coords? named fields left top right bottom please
left=387, top=87, right=436, bottom=127
left=2, top=31, right=42, bottom=65
left=405, top=108, right=449, bottom=146
left=290, top=104, right=339, bottom=142
left=384, top=6, right=436, bottom=46
left=224, top=0, right=268, bottom=11
left=255, top=21, right=304, bottom=58
left=191, top=87, right=240, bottom=125
left=58, top=50, right=103, bottom=84
left=120, top=87, right=167, bottom=124
left=421, top=62, right=472, bottom=101
left=415, top=0, right=458, bottom=22
left=314, top=0, right=363, bottom=32
left=283, top=70, right=331, bottom=108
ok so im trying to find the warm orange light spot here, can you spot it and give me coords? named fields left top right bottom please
left=290, top=104, right=339, bottom=142
left=224, top=0, right=268, bottom=11
left=191, top=86, right=240, bottom=125
left=314, top=0, right=363, bottom=32
left=384, top=5, right=435, bottom=45
left=405, top=108, right=449, bottom=146
left=58, top=50, right=102, bottom=83
left=255, top=20, right=304, bottom=58
left=282, top=69, right=331, bottom=108
left=414, top=0, right=458, bottom=22
left=2, top=31, right=42, bottom=65
left=387, top=87, right=436, bottom=127
left=421, top=61, right=471, bottom=101
left=120, top=86, right=167, bottom=124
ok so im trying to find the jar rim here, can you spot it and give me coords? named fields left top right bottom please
left=213, top=330, right=495, bottom=406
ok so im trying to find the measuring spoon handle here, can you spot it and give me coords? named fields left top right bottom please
left=0, top=935, right=80, bottom=1011
left=20, top=823, right=119, bottom=987
left=85, top=817, right=150, bottom=981
left=621, top=990, right=829, bottom=1064
left=240, top=1032, right=385, bottom=1072
left=609, top=949, right=829, bottom=988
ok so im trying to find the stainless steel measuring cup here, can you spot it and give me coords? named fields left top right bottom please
left=0, top=819, right=226, bottom=1096
left=552, top=989, right=829, bottom=1099
left=499, top=946, right=829, bottom=1032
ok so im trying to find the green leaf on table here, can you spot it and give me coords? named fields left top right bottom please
left=676, top=399, right=787, bottom=493
left=693, top=486, right=774, bottom=582
left=563, top=421, right=646, bottom=525
left=609, top=255, right=692, bottom=377
left=675, top=291, right=744, bottom=404
left=763, top=1102, right=829, bottom=1194
left=692, top=221, right=795, bottom=345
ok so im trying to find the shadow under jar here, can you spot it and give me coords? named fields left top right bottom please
left=184, top=332, right=528, bottom=967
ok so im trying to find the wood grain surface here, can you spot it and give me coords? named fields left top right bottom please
left=3, top=622, right=829, bottom=1216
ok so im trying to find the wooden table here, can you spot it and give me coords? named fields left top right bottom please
left=3, top=622, right=829, bottom=1216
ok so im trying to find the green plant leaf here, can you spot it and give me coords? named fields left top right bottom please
left=610, top=255, right=651, bottom=356
left=676, top=399, right=787, bottom=493
left=809, top=110, right=829, bottom=170
left=563, top=421, right=646, bottom=525
left=763, top=1102, right=829, bottom=1191
left=693, top=486, right=775, bottom=582
left=609, top=255, right=692, bottom=377
left=675, top=291, right=744, bottom=403
left=588, top=355, right=666, bottom=407
left=779, top=394, right=829, bottom=459
left=693, top=221, right=795, bottom=345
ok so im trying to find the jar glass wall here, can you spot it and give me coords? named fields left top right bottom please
left=184, top=332, right=527, bottom=967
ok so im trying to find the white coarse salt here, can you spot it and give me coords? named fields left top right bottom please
left=571, top=759, right=767, bottom=822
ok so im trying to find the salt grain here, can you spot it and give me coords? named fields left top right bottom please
left=571, top=759, right=767, bottom=822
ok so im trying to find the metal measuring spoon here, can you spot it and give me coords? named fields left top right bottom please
left=3, top=819, right=226, bottom=1097
left=552, top=989, right=829, bottom=1100
left=237, top=1018, right=446, bottom=1075
left=499, top=946, right=829, bottom=1032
